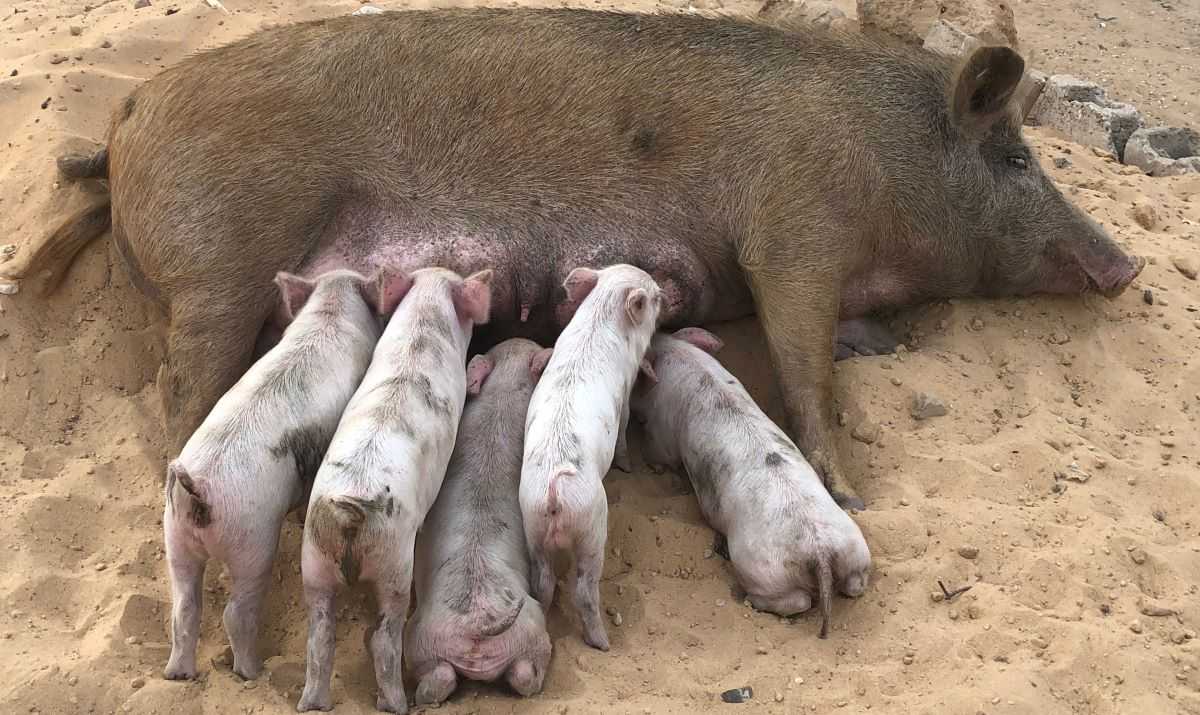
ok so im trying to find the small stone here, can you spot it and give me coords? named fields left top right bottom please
left=69, top=26, right=83, bottom=36
left=612, top=612, right=623, bottom=626
left=1139, top=598, right=1176, bottom=617
left=1130, top=548, right=1147, bottom=565
left=756, top=645, right=768, bottom=655
left=94, top=563, right=107, bottom=572
left=958, top=546, right=979, bottom=560
left=902, top=654, right=914, bottom=665
left=930, top=591, right=944, bottom=603
left=1172, top=256, right=1198, bottom=280
left=1053, top=157, right=1072, bottom=169
left=720, top=687, right=753, bottom=704
left=774, top=692, right=784, bottom=703
left=1143, top=289, right=1154, bottom=305
left=165, top=6, right=179, bottom=14
left=851, top=421, right=881, bottom=444
left=889, top=376, right=903, bottom=386
left=991, top=463, right=1002, bottom=473
left=130, top=677, right=145, bottom=689
left=1131, top=204, right=1159, bottom=230
left=101, top=39, right=113, bottom=49
left=1171, top=630, right=1189, bottom=645
left=1031, top=636, right=1049, bottom=649
left=49, top=54, right=68, bottom=65
left=911, top=392, right=948, bottom=420
left=1129, top=619, right=1143, bottom=634
left=124, top=636, right=141, bottom=646
left=352, top=4, right=383, bottom=14
left=133, top=0, right=150, bottom=7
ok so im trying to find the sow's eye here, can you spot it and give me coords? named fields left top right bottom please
left=1006, top=156, right=1029, bottom=170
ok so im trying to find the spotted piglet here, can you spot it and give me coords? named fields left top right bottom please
left=631, top=328, right=871, bottom=637
left=405, top=338, right=554, bottom=706
left=297, top=267, right=492, bottom=714
left=163, top=268, right=404, bottom=681
left=521, top=264, right=662, bottom=651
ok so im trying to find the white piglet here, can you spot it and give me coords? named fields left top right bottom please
left=520, top=264, right=661, bottom=651
left=163, top=268, right=403, bottom=681
left=405, top=338, right=554, bottom=706
left=631, top=328, right=871, bottom=638
left=297, top=267, right=492, bottom=714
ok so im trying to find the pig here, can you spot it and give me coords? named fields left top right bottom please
left=9, top=9, right=1144, bottom=513
left=297, top=266, right=492, bottom=713
left=404, top=338, right=554, bottom=705
left=162, top=268, right=396, bottom=681
left=521, top=264, right=662, bottom=651
left=631, top=328, right=871, bottom=637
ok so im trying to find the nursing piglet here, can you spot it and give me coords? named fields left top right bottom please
left=405, top=338, right=553, bottom=705
left=297, top=267, right=492, bottom=713
left=521, top=264, right=662, bottom=651
left=631, top=328, right=871, bottom=638
left=163, top=268, right=401, bottom=681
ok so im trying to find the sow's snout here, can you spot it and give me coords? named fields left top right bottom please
left=1032, top=212, right=1145, bottom=299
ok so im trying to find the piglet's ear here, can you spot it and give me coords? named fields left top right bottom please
left=454, top=270, right=493, bottom=325
left=360, top=268, right=413, bottom=316
left=673, top=327, right=724, bottom=355
left=639, top=353, right=658, bottom=384
left=529, top=347, right=554, bottom=379
left=465, top=355, right=494, bottom=397
left=274, top=272, right=316, bottom=324
left=625, top=287, right=652, bottom=327
left=563, top=267, right=599, bottom=305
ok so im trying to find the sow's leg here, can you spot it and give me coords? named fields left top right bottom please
left=835, top=317, right=899, bottom=361
left=743, top=261, right=865, bottom=511
left=158, top=292, right=269, bottom=451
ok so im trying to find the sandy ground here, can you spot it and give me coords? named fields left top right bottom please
left=2, top=1, right=1199, bottom=714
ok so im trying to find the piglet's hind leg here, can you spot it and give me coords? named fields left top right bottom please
left=506, top=659, right=544, bottom=697
left=370, top=567, right=414, bottom=714
left=223, top=533, right=277, bottom=680
left=297, top=584, right=337, bottom=712
left=164, top=537, right=206, bottom=680
left=574, top=543, right=610, bottom=651
left=415, top=662, right=457, bottom=706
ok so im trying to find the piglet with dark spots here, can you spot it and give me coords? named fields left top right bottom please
left=631, top=328, right=870, bottom=638
left=162, top=268, right=401, bottom=682
left=405, top=338, right=553, bottom=706
left=298, top=267, right=493, bottom=714
left=520, top=264, right=661, bottom=651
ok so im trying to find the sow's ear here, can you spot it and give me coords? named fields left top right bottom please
left=274, top=271, right=316, bottom=323
left=454, top=270, right=494, bottom=325
left=465, top=354, right=494, bottom=397
left=624, top=287, right=651, bottom=326
left=950, top=46, right=1025, bottom=135
left=360, top=268, right=413, bottom=316
left=672, top=327, right=724, bottom=355
left=529, top=347, right=554, bottom=380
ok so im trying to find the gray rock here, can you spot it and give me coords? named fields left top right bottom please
left=1123, top=127, right=1200, bottom=177
left=922, top=19, right=982, bottom=57
left=759, top=0, right=847, bottom=30
left=910, top=392, right=948, bottom=420
left=352, top=4, right=384, bottom=15
left=1028, top=75, right=1142, bottom=160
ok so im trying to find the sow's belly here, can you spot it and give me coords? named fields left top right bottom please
left=299, top=200, right=754, bottom=346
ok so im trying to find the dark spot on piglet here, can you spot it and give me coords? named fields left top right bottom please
left=765, top=451, right=783, bottom=467
left=271, top=424, right=334, bottom=484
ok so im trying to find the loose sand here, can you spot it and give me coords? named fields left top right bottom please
left=1, top=1, right=1198, bottom=714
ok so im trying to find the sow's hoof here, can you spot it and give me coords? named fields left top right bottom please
left=835, top=317, right=900, bottom=360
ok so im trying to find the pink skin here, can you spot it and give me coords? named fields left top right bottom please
left=631, top=327, right=871, bottom=637
left=404, top=339, right=553, bottom=705
left=162, top=268, right=395, bottom=682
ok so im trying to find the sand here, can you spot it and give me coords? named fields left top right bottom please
left=1, top=1, right=1199, bottom=714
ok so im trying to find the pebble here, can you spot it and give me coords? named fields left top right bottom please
left=910, top=392, right=948, bottom=420
left=774, top=692, right=784, bottom=703
left=67, top=675, right=78, bottom=686
left=720, top=687, right=753, bottom=704
left=1132, top=203, right=1158, bottom=230
left=991, top=463, right=1002, bottom=473
left=1130, top=548, right=1147, bottom=565
left=958, top=545, right=979, bottom=559
left=612, top=612, right=623, bottom=626
left=1143, top=289, right=1154, bottom=305
left=890, top=376, right=902, bottom=386
left=49, top=54, right=68, bottom=65
left=1053, top=157, right=1072, bottom=169
left=1171, top=630, right=1189, bottom=645
left=1031, top=636, right=1049, bottom=649
left=756, top=645, right=768, bottom=655
left=0, top=282, right=17, bottom=296
left=134, top=0, right=151, bottom=7
left=130, top=677, right=145, bottom=689
left=124, top=636, right=141, bottom=646
left=95, top=563, right=107, bottom=572
left=1172, top=256, right=1198, bottom=280
left=101, top=40, right=113, bottom=49
left=69, top=25, right=83, bottom=36
left=902, top=654, right=914, bottom=665
left=1130, top=619, right=1144, bottom=634
left=851, top=421, right=880, bottom=444
left=930, top=591, right=944, bottom=603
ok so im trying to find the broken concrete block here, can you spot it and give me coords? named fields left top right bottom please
left=759, top=0, right=852, bottom=31
left=922, top=19, right=982, bottom=56
left=858, top=0, right=1017, bottom=48
left=1123, top=127, right=1200, bottom=177
left=1028, top=75, right=1142, bottom=160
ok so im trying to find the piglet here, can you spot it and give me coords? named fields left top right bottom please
left=163, top=268, right=402, bottom=681
left=297, top=267, right=493, bottom=714
left=405, top=338, right=554, bottom=705
left=631, top=328, right=871, bottom=637
left=521, top=264, right=662, bottom=651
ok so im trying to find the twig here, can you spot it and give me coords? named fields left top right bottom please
left=938, top=580, right=972, bottom=601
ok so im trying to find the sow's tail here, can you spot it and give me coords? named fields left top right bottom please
left=307, top=496, right=374, bottom=586
left=1, top=148, right=112, bottom=296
